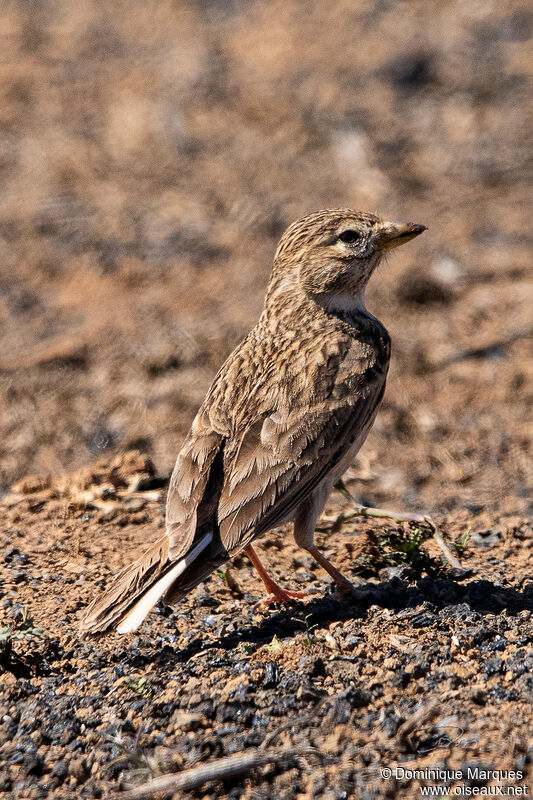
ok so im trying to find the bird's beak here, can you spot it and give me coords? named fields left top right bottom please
left=374, top=221, right=427, bottom=251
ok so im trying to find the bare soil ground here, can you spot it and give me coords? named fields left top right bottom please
left=0, top=0, right=532, bottom=798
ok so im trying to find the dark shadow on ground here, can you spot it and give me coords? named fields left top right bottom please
left=169, top=576, right=533, bottom=665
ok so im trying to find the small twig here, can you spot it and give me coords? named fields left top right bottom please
left=396, top=694, right=460, bottom=753
left=259, top=699, right=326, bottom=750
left=116, top=747, right=309, bottom=800
left=334, top=480, right=462, bottom=569
left=131, top=725, right=144, bottom=753
left=430, top=526, right=461, bottom=569
left=396, top=700, right=441, bottom=750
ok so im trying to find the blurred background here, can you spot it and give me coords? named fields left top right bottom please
left=0, top=0, right=531, bottom=515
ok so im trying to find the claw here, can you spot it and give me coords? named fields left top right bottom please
left=253, top=588, right=310, bottom=609
left=331, top=578, right=362, bottom=602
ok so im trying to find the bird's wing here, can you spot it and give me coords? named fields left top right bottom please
left=165, top=322, right=389, bottom=560
left=163, top=328, right=259, bottom=560
left=165, top=409, right=227, bottom=560
left=216, top=344, right=388, bottom=553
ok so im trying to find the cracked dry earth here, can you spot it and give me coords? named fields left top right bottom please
left=0, top=453, right=532, bottom=799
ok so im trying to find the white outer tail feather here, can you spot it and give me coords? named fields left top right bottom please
left=116, top=533, right=213, bottom=634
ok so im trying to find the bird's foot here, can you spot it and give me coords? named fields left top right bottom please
left=332, top=578, right=362, bottom=603
left=254, top=588, right=310, bottom=608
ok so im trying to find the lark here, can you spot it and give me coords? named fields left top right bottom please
left=80, top=209, right=426, bottom=635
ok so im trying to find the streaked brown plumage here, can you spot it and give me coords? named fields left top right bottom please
left=80, top=209, right=426, bottom=635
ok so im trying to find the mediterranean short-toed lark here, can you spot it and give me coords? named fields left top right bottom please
left=80, top=209, right=426, bottom=635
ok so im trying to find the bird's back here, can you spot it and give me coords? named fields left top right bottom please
left=166, top=302, right=390, bottom=562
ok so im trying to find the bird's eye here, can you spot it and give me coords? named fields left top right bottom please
left=338, top=229, right=360, bottom=244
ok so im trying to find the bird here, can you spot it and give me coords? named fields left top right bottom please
left=79, top=208, right=426, bottom=636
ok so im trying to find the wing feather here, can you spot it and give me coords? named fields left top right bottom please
left=218, top=374, right=386, bottom=552
left=165, top=419, right=226, bottom=560
left=165, top=315, right=390, bottom=563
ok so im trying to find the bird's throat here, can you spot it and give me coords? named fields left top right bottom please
left=318, top=290, right=367, bottom=315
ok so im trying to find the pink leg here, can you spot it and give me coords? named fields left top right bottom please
left=306, top=546, right=357, bottom=599
left=293, top=494, right=359, bottom=600
left=245, top=544, right=310, bottom=606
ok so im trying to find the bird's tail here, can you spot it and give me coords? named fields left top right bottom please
left=79, top=532, right=213, bottom=636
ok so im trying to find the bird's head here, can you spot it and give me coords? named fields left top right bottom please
left=269, top=209, right=426, bottom=311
